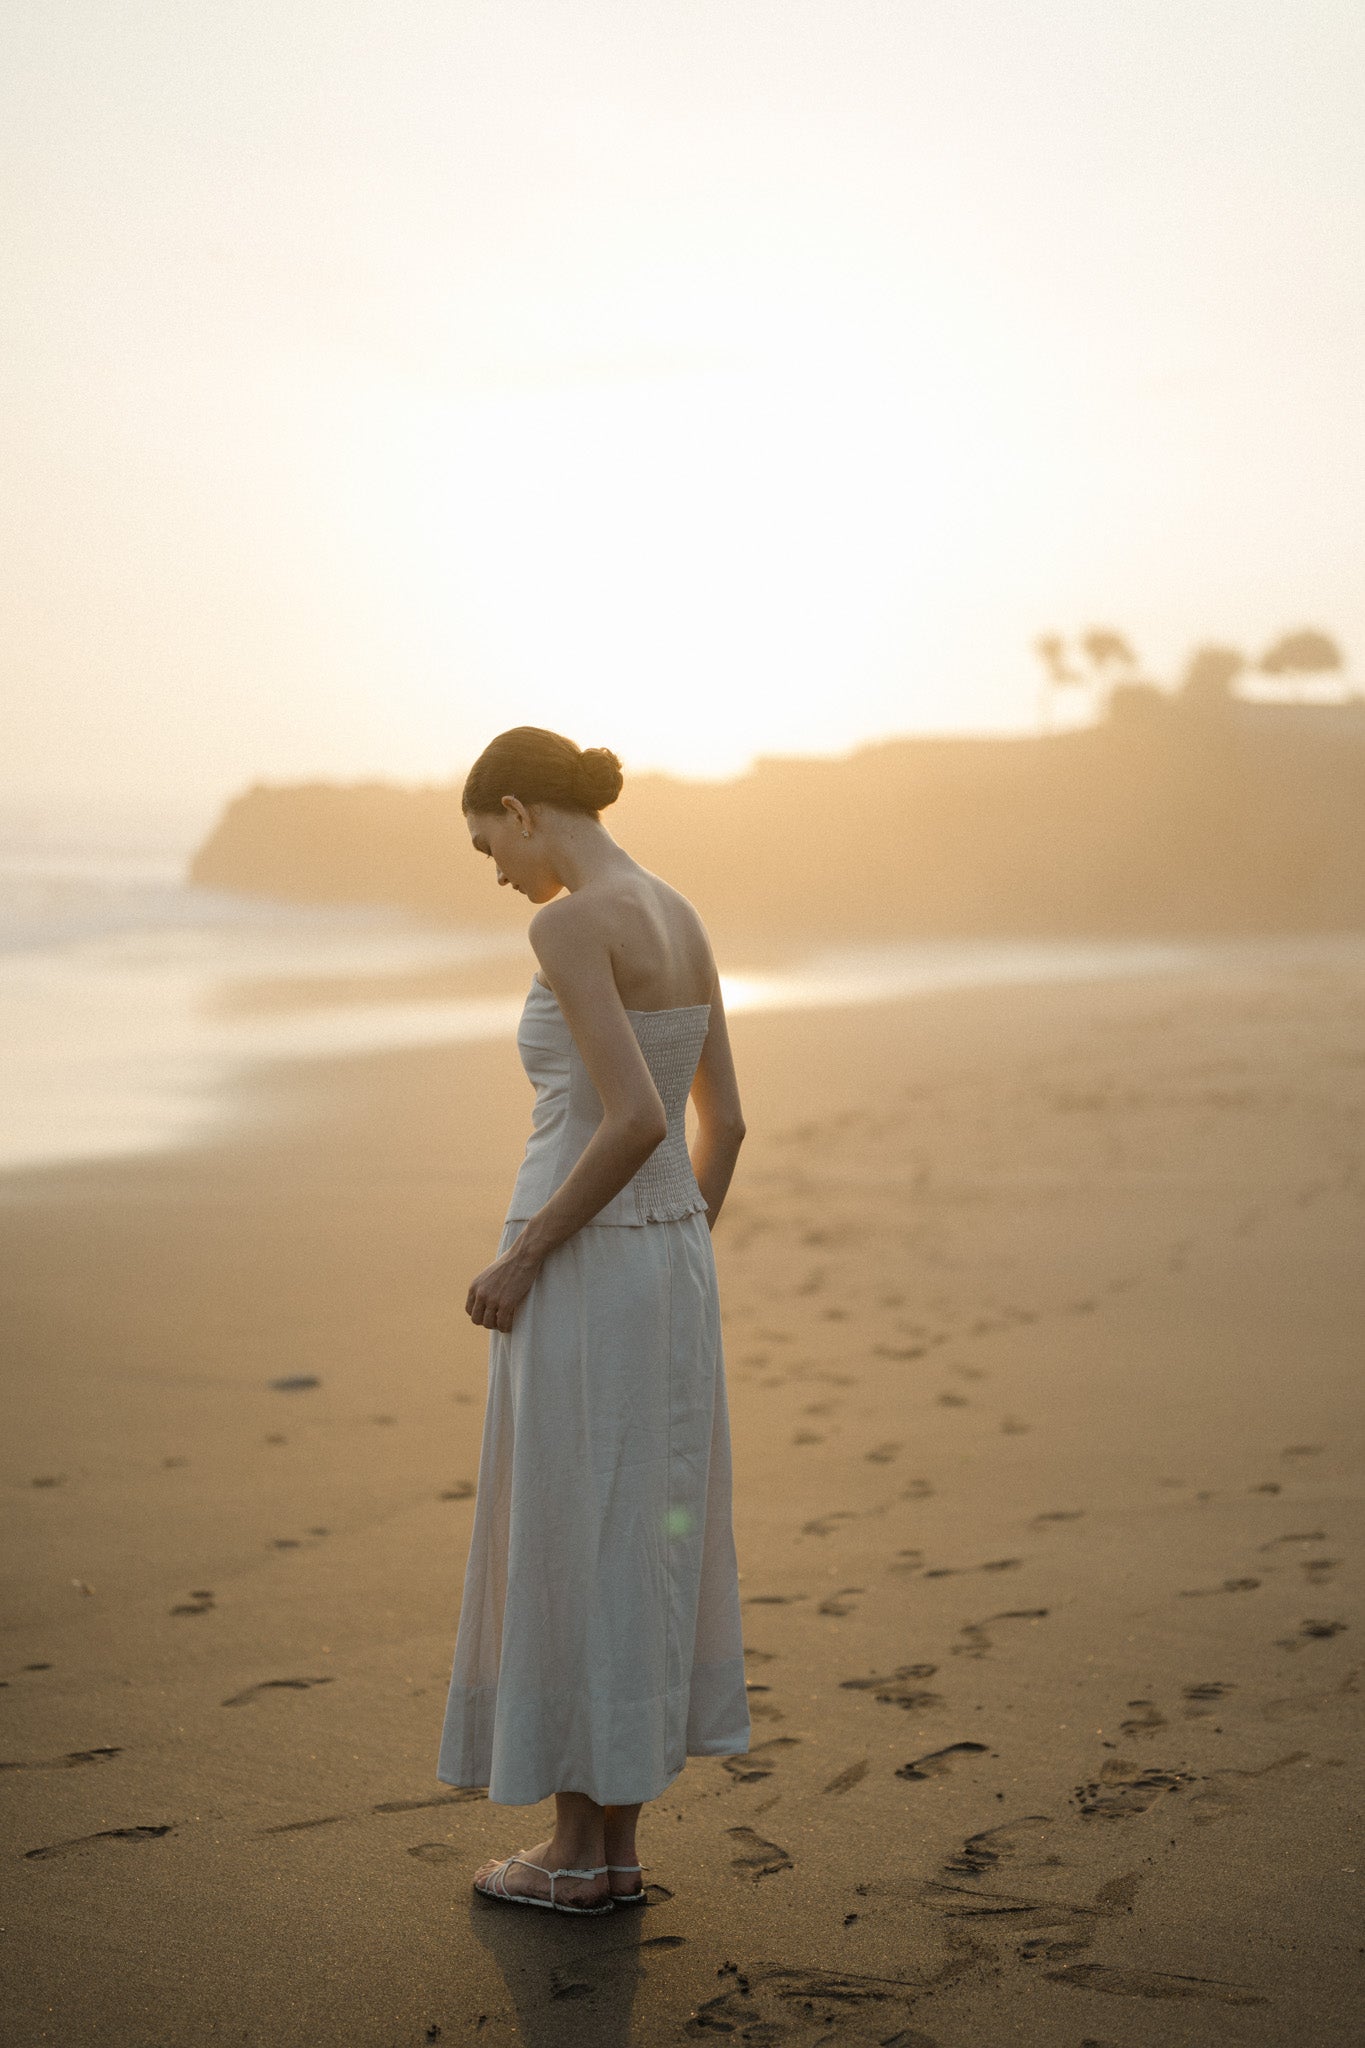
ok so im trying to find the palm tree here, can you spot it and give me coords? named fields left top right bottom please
left=1257, top=629, right=1345, bottom=700
left=1079, top=628, right=1138, bottom=721
left=1033, top=632, right=1083, bottom=733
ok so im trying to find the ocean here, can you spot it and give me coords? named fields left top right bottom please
left=0, top=843, right=1290, bottom=1178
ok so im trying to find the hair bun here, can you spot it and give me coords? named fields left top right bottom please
left=577, top=746, right=624, bottom=809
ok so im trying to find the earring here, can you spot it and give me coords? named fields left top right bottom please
left=522, top=829, right=530, bottom=838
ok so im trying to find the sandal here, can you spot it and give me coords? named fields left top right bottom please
left=473, top=1852, right=614, bottom=1916
left=607, top=1861, right=646, bottom=1904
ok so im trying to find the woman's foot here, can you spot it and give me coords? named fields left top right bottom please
left=605, top=1861, right=645, bottom=1901
left=472, top=1835, right=610, bottom=1912
left=603, top=1802, right=644, bottom=1899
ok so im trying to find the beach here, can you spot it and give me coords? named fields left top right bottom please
left=2, top=940, right=1362, bottom=2046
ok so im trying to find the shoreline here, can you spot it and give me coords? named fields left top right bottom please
left=5, top=927, right=1364, bottom=1186
left=3, top=943, right=1363, bottom=2043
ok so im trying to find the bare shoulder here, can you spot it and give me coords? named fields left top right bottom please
left=527, top=894, right=620, bottom=1005
left=526, top=890, right=608, bottom=955
left=526, top=895, right=582, bottom=957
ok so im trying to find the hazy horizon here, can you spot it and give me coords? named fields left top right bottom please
left=5, top=1, right=1364, bottom=826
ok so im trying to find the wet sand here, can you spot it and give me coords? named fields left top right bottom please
left=2, top=943, right=1363, bottom=2046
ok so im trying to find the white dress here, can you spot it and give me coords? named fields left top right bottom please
left=435, top=972, right=750, bottom=1806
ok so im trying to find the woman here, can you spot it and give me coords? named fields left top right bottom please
left=435, top=725, right=751, bottom=1915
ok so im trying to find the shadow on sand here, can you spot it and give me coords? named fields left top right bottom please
left=468, top=1887, right=653, bottom=2044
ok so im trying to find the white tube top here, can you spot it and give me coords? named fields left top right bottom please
left=502, top=974, right=713, bottom=1227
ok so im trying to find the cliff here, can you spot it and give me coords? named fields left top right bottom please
left=187, top=701, right=1365, bottom=942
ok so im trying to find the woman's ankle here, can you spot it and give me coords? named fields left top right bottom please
left=547, top=1836, right=606, bottom=1873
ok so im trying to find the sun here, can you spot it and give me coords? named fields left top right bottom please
left=323, top=298, right=1084, bottom=779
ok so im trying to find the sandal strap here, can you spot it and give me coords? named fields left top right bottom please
left=606, top=1863, right=642, bottom=1873
left=542, top=1861, right=607, bottom=1908
left=483, top=1855, right=609, bottom=1906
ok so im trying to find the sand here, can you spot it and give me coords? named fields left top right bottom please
left=2, top=942, right=1363, bottom=2046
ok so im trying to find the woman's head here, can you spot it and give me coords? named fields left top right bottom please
left=462, top=726, right=625, bottom=902
left=461, top=726, right=624, bottom=822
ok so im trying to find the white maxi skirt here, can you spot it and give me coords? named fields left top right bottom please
left=436, top=1209, right=750, bottom=1806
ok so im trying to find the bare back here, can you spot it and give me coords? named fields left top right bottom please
left=531, top=865, right=745, bottom=1136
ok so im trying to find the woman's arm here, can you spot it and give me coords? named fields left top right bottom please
left=465, top=902, right=669, bottom=1329
left=687, top=969, right=746, bottom=1230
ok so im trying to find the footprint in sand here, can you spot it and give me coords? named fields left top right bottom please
left=1263, top=1541, right=1339, bottom=1584
left=1001, top=1415, right=1031, bottom=1434
left=1181, top=1775, right=1251, bottom=1827
left=935, top=1391, right=969, bottom=1407
left=1, top=1746, right=122, bottom=1774
left=939, top=1812, right=1056, bottom=1878
left=373, top=1790, right=486, bottom=1812
left=953, top=1610, right=1049, bottom=1658
left=864, top=1443, right=902, bottom=1465
left=1182, top=1681, right=1236, bottom=1719
left=744, top=1594, right=808, bottom=1608
left=690, top=1964, right=923, bottom=2037
left=1258, top=1529, right=1328, bottom=1551
left=1031, top=1509, right=1085, bottom=1526
left=222, top=1676, right=334, bottom=1707
left=922, top=1557, right=1022, bottom=1580
left=895, top=1741, right=989, bottom=1782
left=439, top=1480, right=475, bottom=1501
left=725, top=1826, right=794, bottom=1881
left=26, top=1824, right=174, bottom=1861
left=802, top=1512, right=858, bottom=1537
left=1044, top=1960, right=1268, bottom=2006
left=169, top=1590, right=215, bottom=1616
left=822, top=1758, right=870, bottom=1794
left=887, top=1549, right=925, bottom=1575
left=1178, top=1577, right=1261, bottom=1598
left=1280, top=1444, right=1325, bottom=1461
left=722, top=1736, right=802, bottom=1784
left=1118, top=1701, right=1166, bottom=1739
left=1275, top=1618, right=1349, bottom=1650
left=817, top=1588, right=865, bottom=1618
left=792, top=1430, right=825, bottom=1446
left=259, top=1813, right=349, bottom=1835
left=839, top=1667, right=941, bottom=1711
left=1072, top=1760, right=1194, bottom=1819
left=901, top=1479, right=934, bottom=1501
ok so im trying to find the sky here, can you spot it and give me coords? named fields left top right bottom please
left=3, top=0, right=1363, bottom=843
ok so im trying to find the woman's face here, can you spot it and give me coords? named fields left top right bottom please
left=467, top=803, right=544, bottom=899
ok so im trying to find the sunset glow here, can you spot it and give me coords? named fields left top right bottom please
left=3, top=1, right=1363, bottom=824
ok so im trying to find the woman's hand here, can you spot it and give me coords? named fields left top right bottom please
left=465, top=1240, right=540, bottom=1334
